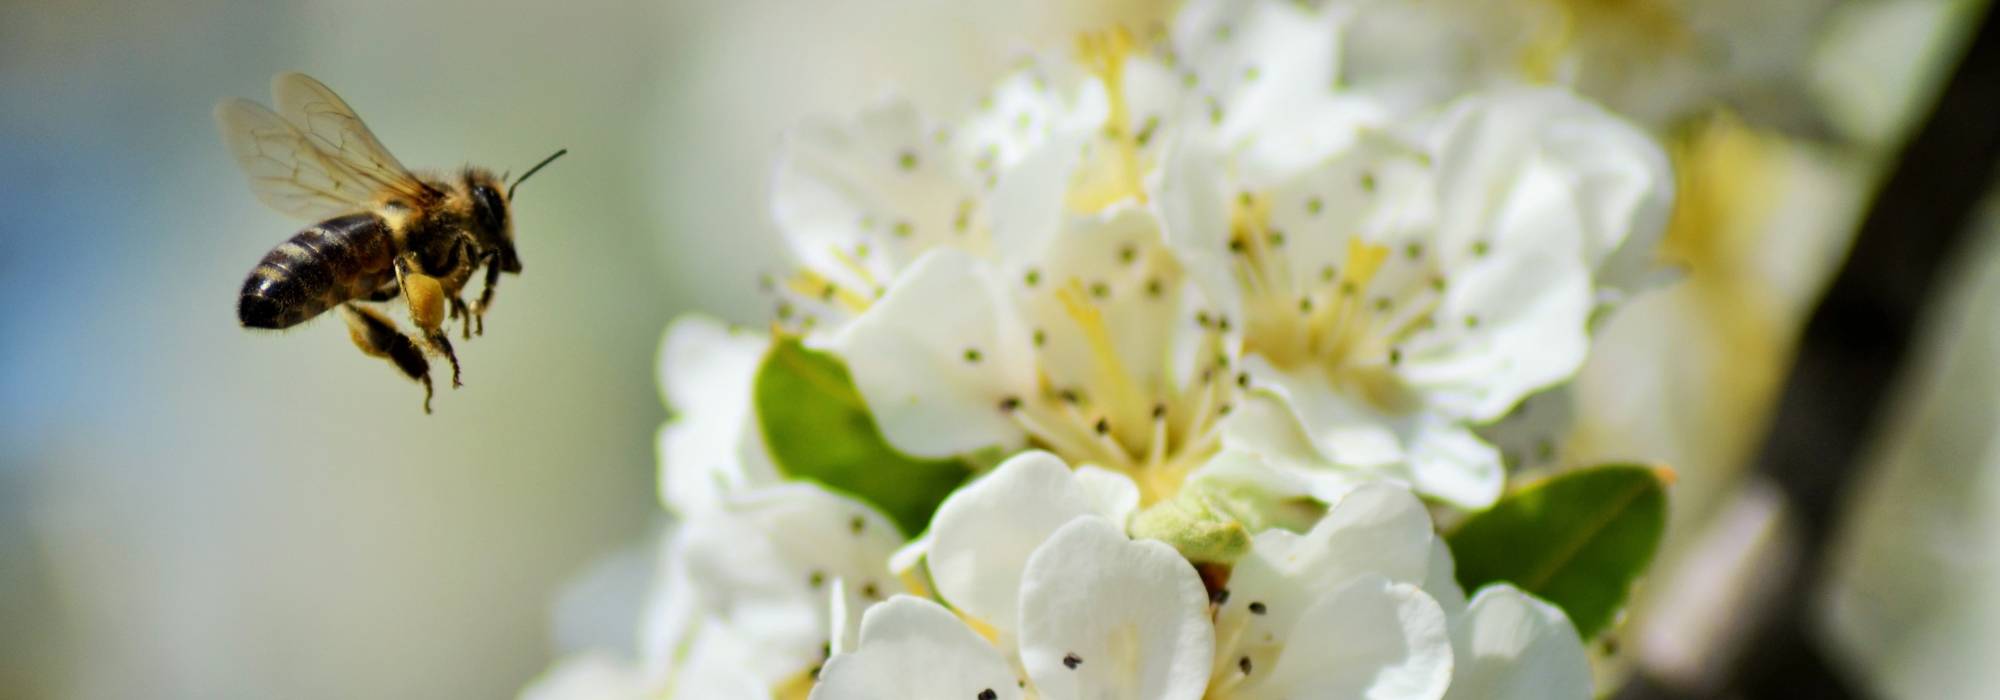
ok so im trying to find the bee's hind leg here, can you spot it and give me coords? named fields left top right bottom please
left=339, top=303, right=435, bottom=414
left=395, top=254, right=462, bottom=388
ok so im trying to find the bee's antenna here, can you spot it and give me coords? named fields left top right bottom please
left=508, top=148, right=568, bottom=200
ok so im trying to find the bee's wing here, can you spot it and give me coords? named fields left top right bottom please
left=213, top=73, right=433, bottom=220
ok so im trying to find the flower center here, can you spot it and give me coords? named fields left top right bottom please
left=999, top=250, right=1240, bottom=505
left=1229, top=191, right=1443, bottom=412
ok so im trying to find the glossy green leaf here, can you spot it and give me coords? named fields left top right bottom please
left=1446, top=464, right=1668, bottom=638
left=754, top=336, right=971, bottom=536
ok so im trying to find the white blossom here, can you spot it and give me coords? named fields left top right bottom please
left=655, top=314, right=780, bottom=515
left=814, top=451, right=1592, bottom=699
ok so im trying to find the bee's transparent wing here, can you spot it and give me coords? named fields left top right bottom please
left=213, top=73, right=433, bottom=220
left=270, top=72, right=432, bottom=202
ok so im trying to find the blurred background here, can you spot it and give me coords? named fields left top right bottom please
left=0, top=0, right=1995, bottom=698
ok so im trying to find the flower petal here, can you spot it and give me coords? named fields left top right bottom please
left=1442, top=585, right=1593, bottom=700
left=1247, top=355, right=1407, bottom=471
left=1215, top=390, right=1380, bottom=503
left=928, top=452, right=1140, bottom=640
left=1223, top=482, right=1437, bottom=650
left=812, top=595, right=1024, bottom=700
left=1019, top=518, right=1215, bottom=700
left=521, top=653, right=647, bottom=700
left=1172, top=0, right=1375, bottom=179
left=1428, top=86, right=1672, bottom=292
left=832, top=249, right=1037, bottom=457
left=1242, top=575, right=1453, bottom=700
left=773, top=98, right=985, bottom=288
left=655, top=315, right=776, bottom=514
left=1015, top=204, right=1196, bottom=438
left=1423, top=538, right=1469, bottom=620
left=1404, top=417, right=1505, bottom=510
left=666, top=484, right=904, bottom=684
left=1401, top=160, right=1595, bottom=422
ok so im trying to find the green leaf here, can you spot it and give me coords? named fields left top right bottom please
left=1446, top=464, right=1668, bottom=638
left=754, top=335, right=972, bottom=536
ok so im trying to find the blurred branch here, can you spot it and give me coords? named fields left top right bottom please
left=1620, top=2, right=2000, bottom=698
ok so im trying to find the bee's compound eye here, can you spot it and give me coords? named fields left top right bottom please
left=470, top=185, right=507, bottom=234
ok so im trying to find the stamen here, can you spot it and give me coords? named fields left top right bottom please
left=784, top=268, right=871, bottom=314
left=1066, top=28, right=1147, bottom=212
left=1057, top=280, right=1147, bottom=445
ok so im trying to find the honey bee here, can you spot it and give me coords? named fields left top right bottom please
left=216, top=72, right=564, bottom=413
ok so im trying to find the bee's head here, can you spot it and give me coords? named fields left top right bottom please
left=464, top=149, right=565, bottom=274
left=461, top=168, right=521, bottom=273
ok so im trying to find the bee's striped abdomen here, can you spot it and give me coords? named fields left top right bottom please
left=238, top=213, right=398, bottom=329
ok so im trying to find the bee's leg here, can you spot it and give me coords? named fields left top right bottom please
left=339, top=303, right=434, bottom=414
left=440, top=234, right=481, bottom=340
left=471, top=251, right=501, bottom=337
left=449, top=298, right=473, bottom=339
left=394, top=253, right=462, bottom=388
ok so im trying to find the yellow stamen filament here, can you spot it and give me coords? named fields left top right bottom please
left=1057, top=280, right=1154, bottom=435
left=995, top=271, right=1238, bottom=504
left=1067, top=29, right=1147, bottom=213
left=785, top=268, right=872, bottom=314
left=1231, top=189, right=1430, bottom=412
left=828, top=246, right=881, bottom=294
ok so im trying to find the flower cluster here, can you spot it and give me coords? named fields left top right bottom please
left=531, top=0, right=1674, bottom=698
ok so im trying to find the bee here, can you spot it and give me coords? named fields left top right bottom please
left=216, top=72, right=564, bottom=413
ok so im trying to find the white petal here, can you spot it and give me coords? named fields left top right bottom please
left=1014, top=204, right=1194, bottom=437
left=1423, top=539, right=1469, bottom=621
left=773, top=98, right=985, bottom=286
left=1019, top=518, right=1215, bottom=700
left=1245, top=356, right=1502, bottom=508
left=1428, top=88, right=1671, bottom=293
left=1402, top=159, right=1595, bottom=422
left=1154, top=132, right=1244, bottom=321
left=655, top=315, right=776, bottom=514
left=1072, top=465, right=1144, bottom=527
left=1172, top=0, right=1372, bottom=178
left=828, top=578, right=854, bottom=656
left=1475, top=386, right=1576, bottom=473
left=1247, top=355, right=1407, bottom=471
left=1217, top=389, right=1380, bottom=503
left=667, top=622, right=790, bottom=700
left=928, top=451, right=1138, bottom=640
left=1242, top=575, right=1453, bottom=700
left=832, top=249, right=1037, bottom=457
left=987, top=129, right=1087, bottom=266
left=1404, top=418, right=1505, bottom=510
left=668, top=484, right=905, bottom=684
left=955, top=62, right=1105, bottom=176
left=812, top=596, right=1023, bottom=700
left=1222, top=483, right=1437, bottom=652
left=1443, top=585, right=1592, bottom=700
left=520, top=653, right=646, bottom=700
